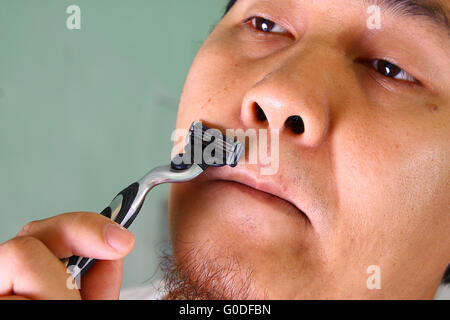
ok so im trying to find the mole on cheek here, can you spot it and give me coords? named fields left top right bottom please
left=427, top=104, right=439, bottom=113
left=200, top=97, right=213, bottom=110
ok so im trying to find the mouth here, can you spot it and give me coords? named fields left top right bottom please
left=199, top=167, right=310, bottom=222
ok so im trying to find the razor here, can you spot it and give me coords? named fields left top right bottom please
left=64, top=121, right=244, bottom=280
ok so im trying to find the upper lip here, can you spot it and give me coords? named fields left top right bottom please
left=200, top=165, right=308, bottom=219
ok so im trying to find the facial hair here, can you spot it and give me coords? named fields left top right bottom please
left=159, top=245, right=263, bottom=300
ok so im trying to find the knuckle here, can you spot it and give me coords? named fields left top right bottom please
left=1, top=236, right=45, bottom=261
left=17, top=220, right=39, bottom=236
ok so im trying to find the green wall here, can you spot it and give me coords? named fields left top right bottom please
left=0, top=0, right=227, bottom=289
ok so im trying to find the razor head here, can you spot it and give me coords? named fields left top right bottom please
left=171, top=121, right=244, bottom=170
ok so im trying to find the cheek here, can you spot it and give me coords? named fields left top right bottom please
left=324, top=110, right=449, bottom=280
left=176, top=39, right=247, bottom=129
left=332, top=110, right=449, bottom=234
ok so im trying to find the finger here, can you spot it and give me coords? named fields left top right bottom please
left=80, top=259, right=123, bottom=300
left=0, top=296, right=30, bottom=300
left=16, top=212, right=135, bottom=260
left=0, top=236, right=81, bottom=300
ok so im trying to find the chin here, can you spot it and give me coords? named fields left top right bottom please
left=167, top=180, right=322, bottom=299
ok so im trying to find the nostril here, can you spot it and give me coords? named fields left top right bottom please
left=285, top=115, right=305, bottom=134
left=254, top=103, right=267, bottom=122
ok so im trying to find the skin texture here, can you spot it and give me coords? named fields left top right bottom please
left=169, top=0, right=450, bottom=299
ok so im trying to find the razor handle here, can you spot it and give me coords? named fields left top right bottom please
left=64, top=182, right=144, bottom=281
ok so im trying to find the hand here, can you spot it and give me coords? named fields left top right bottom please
left=0, top=212, right=135, bottom=300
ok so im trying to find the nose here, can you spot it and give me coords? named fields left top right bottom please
left=240, top=61, right=331, bottom=147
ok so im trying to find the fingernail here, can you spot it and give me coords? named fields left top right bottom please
left=104, top=224, right=135, bottom=253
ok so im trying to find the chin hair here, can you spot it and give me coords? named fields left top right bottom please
left=159, top=243, right=264, bottom=300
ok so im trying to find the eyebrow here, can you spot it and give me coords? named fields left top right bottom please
left=368, top=0, right=450, bottom=32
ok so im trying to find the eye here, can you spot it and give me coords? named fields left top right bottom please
left=246, top=16, right=288, bottom=34
left=371, top=59, right=416, bottom=83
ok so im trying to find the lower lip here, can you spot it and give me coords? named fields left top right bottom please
left=212, top=179, right=307, bottom=219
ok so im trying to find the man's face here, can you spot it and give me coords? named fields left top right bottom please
left=168, top=0, right=450, bottom=299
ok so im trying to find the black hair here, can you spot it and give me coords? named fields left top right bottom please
left=222, top=0, right=450, bottom=288
left=224, top=0, right=237, bottom=16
